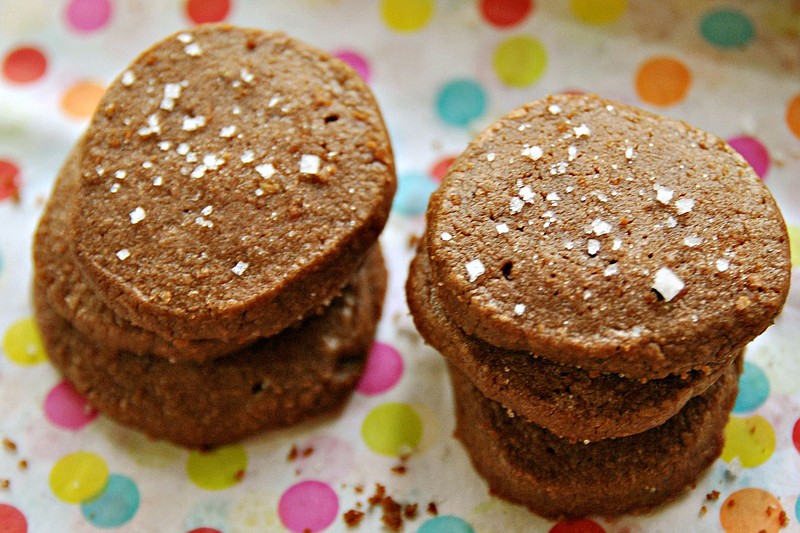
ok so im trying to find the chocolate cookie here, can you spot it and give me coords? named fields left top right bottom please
left=407, top=245, right=737, bottom=441
left=35, top=246, right=387, bottom=448
left=34, top=143, right=254, bottom=361
left=71, top=24, right=395, bottom=342
left=426, top=94, right=790, bottom=378
left=449, top=357, right=740, bottom=519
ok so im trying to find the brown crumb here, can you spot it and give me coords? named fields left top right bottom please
left=18, top=459, right=27, bottom=470
left=234, top=469, right=245, bottom=482
left=706, top=490, right=720, bottom=501
left=343, top=509, right=365, bottom=528
left=1, top=479, right=9, bottom=489
left=404, top=503, right=418, bottom=519
left=767, top=505, right=776, bottom=517
left=368, top=484, right=387, bottom=507
left=700, top=505, right=707, bottom=516
left=287, top=444, right=299, bottom=461
left=354, top=485, right=364, bottom=494
left=779, top=510, right=789, bottom=527
left=408, top=233, right=421, bottom=250
left=2, top=438, right=17, bottom=453
left=380, top=495, right=403, bottom=531
left=301, top=446, right=314, bottom=458
left=391, top=464, right=407, bottom=475
left=727, top=498, right=736, bottom=508
left=427, top=502, right=438, bottom=515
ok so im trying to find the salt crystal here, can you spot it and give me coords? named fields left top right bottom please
left=190, top=165, right=206, bottom=179
left=129, top=207, right=146, bottom=224
left=496, top=223, right=509, bottom=234
left=241, top=150, right=255, bottom=164
left=548, top=104, right=561, bottom=114
left=521, top=145, right=543, bottom=161
left=514, top=303, right=526, bottom=316
left=591, top=218, right=612, bottom=236
left=612, top=238, right=622, bottom=250
left=465, top=259, right=485, bottom=282
left=256, top=163, right=275, bottom=179
left=137, top=114, right=161, bottom=136
left=675, top=198, right=695, bottom=214
left=546, top=192, right=561, bottom=202
left=220, top=125, right=237, bottom=138
left=684, top=236, right=703, bottom=247
left=110, top=183, right=120, bottom=193
left=440, top=232, right=453, bottom=241
left=116, top=249, right=130, bottom=260
left=114, top=170, right=127, bottom=180
left=240, top=68, right=254, bottom=83
left=654, top=184, right=674, bottom=204
left=182, top=115, right=206, bottom=131
left=510, top=197, right=525, bottom=214
left=716, top=258, right=730, bottom=272
left=177, top=33, right=193, bottom=44
left=153, top=176, right=163, bottom=186
left=587, top=239, right=600, bottom=256
left=120, top=70, right=135, bottom=86
left=573, top=124, right=591, bottom=138
left=231, top=261, right=249, bottom=276
left=487, top=152, right=496, bottom=162
left=666, top=216, right=678, bottom=228
left=299, top=154, right=321, bottom=174
left=625, top=146, right=634, bottom=160
left=604, top=264, right=619, bottom=276
left=158, top=141, right=171, bottom=151
left=203, top=154, right=224, bottom=170
left=652, top=267, right=684, bottom=302
left=567, top=145, right=577, bottom=161
left=519, top=185, right=536, bottom=202
left=201, top=205, right=213, bottom=216
left=184, top=43, right=202, bottom=56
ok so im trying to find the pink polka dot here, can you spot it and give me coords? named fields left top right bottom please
left=0, top=504, right=27, bottom=533
left=278, top=480, right=339, bottom=533
left=430, top=155, right=456, bottom=182
left=44, top=380, right=98, bottom=430
left=356, top=342, right=404, bottom=395
left=186, top=529, right=222, bottom=533
left=334, top=50, right=370, bottom=83
left=65, top=0, right=112, bottom=32
left=727, top=135, right=770, bottom=179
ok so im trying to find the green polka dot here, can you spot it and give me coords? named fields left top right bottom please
left=492, top=36, right=547, bottom=88
left=700, top=8, right=755, bottom=49
left=361, top=403, right=423, bottom=456
left=187, top=444, right=248, bottom=491
left=3, top=317, right=46, bottom=366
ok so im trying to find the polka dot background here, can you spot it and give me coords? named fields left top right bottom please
left=0, top=1, right=798, bottom=532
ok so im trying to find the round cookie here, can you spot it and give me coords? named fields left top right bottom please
left=34, top=142, right=254, bottom=361
left=72, top=24, right=395, bottom=342
left=407, top=245, right=737, bottom=441
left=449, top=357, right=740, bottom=520
left=426, top=93, right=790, bottom=378
left=35, top=246, right=387, bottom=448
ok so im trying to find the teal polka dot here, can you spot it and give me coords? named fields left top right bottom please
left=80, top=474, right=140, bottom=528
left=733, top=360, right=770, bottom=414
left=436, top=79, right=487, bottom=127
left=393, top=171, right=438, bottom=216
left=795, top=495, right=799, bottom=525
left=417, top=515, right=475, bottom=533
left=700, top=8, right=755, bottom=49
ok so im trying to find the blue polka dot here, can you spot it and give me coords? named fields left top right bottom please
left=436, top=79, right=487, bottom=127
left=795, top=495, right=800, bottom=525
left=732, top=360, right=770, bottom=414
left=80, top=474, right=140, bottom=528
left=393, top=171, right=438, bottom=216
left=699, top=8, right=755, bottom=49
left=417, top=515, right=475, bottom=533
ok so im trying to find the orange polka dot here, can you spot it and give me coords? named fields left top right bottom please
left=787, top=93, right=800, bottom=140
left=635, top=56, right=691, bottom=107
left=719, top=488, right=785, bottom=533
left=61, top=80, right=105, bottom=119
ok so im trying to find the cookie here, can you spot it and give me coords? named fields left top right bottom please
left=407, top=244, right=737, bottom=441
left=35, top=246, right=387, bottom=448
left=449, top=357, right=740, bottom=520
left=34, top=142, right=254, bottom=361
left=426, top=93, right=790, bottom=378
left=71, top=24, right=395, bottom=342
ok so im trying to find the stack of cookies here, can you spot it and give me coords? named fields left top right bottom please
left=32, top=25, right=396, bottom=448
left=407, top=94, right=791, bottom=518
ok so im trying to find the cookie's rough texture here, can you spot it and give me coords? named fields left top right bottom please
left=36, top=246, right=387, bottom=448
left=407, top=246, right=736, bottom=441
left=72, top=24, right=395, bottom=342
left=34, top=144, right=254, bottom=360
left=427, top=94, right=790, bottom=378
left=450, top=358, right=739, bottom=520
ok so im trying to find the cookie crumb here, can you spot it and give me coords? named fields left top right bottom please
left=706, top=490, right=720, bottom=501
left=427, top=502, right=438, bottom=515
left=343, top=509, right=364, bottom=527
left=2, top=438, right=17, bottom=452
left=1, top=479, right=9, bottom=489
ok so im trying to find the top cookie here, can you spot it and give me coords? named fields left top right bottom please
left=71, top=24, right=395, bottom=341
left=426, top=94, right=790, bottom=378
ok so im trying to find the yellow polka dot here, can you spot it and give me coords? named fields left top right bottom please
left=187, top=444, right=248, bottom=491
left=721, top=415, right=776, bottom=468
left=788, top=225, right=800, bottom=268
left=381, top=0, right=434, bottom=32
left=49, top=451, right=109, bottom=503
left=720, top=488, right=785, bottom=533
left=3, top=317, right=46, bottom=366
left=61, top=80, right=105, bottom=120
left=362, top=402, right=423, bottom=457
left=570, top=0, right=627, bottom=25
left=493, top=36, right=547, bottom=88
left=635, top=56, right=691, bottom=107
